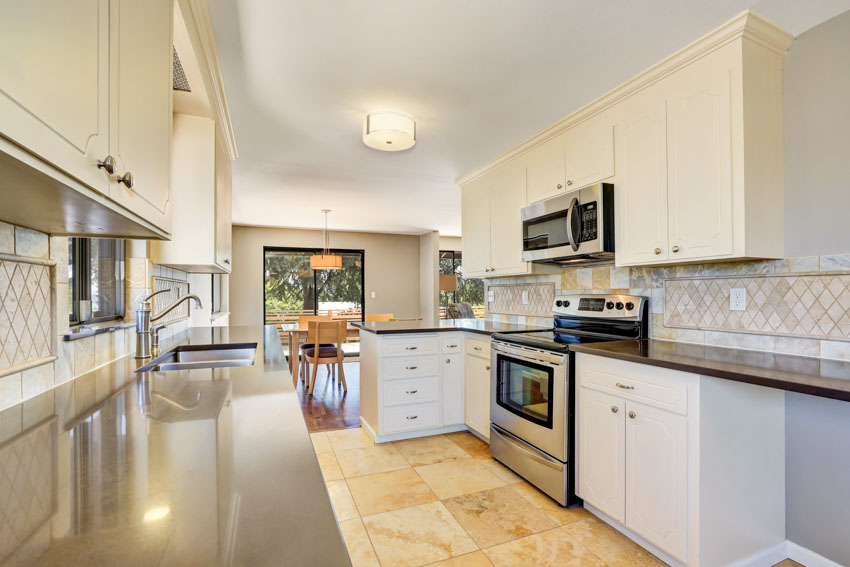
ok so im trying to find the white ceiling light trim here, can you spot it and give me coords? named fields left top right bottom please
left=362, top=112, right=416, bottom=151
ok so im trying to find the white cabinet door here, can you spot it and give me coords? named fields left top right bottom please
left=578, top=387, right=625, bottom=523
left=625, top=400, right=688, bottom=562
left=442, top=354, right=464, bottom=426
left=615, top=91, right=670, bottom=265
left=461, top=179, right=491, bottom=277
left=108, top=0, right=173, bottom=233
left=564, top=117, right=614, bottom=190
left=464, top=353, right=491, bottom=439
left=525, top=134, right=566, bottom=204
left=489, top=162, right=528, bottom=275
left=0, top=0, right=111, bottom=195
left=666, top=60, right=733, bottom=261
left=215, top=132, right=233, bottom=271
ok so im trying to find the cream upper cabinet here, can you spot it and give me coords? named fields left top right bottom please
left=665, top=56, right=733, bottom=261
left=615, top=89, right=669, bottom=264
left=525, top=134, right=566, bottom=204
left=578, top=387, right=626, bottom=523
left=215, top=131, right=233, bottom=269
left=489, top=161, right=527, bottom=275
left=461, top=177, right=491, bottom=278
left=625, top=400, right=688, bottom=561
left=461, top=163, right=539, bottom=278
left=108, top=0, right=174, bottom=234
left=0, top=0, right=111, bottom=195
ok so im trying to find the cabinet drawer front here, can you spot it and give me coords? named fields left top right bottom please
left=465, top=339, right=491, bottom=359
left=382, top=336, right=439, bottom=357
left=383, top=402, right=441, bottom=433
left=441, top=336, right=463, bottom=354
left=577, top=354, right=690, bottom=415
left=382, top=356, right=440, bottom=379
left=383, top=377, right=440, bottom=406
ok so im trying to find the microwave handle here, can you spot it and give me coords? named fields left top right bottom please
left=566, top=197, right=580, bottom=252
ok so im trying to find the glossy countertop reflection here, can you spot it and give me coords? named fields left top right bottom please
left=0, top=326, right=351, bottom=567
left=571, top=339, right=850, bottom=402
left=352, top=317, right=549, bottom=335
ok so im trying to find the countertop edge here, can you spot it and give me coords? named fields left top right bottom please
left=352, top=323, right=493, bottom=335
left=570, top=341, right=850, bottom=403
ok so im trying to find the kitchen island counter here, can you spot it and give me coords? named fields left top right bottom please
left=571, top=338, right=850, bottom=402
left=0, top=325, right=350, bottom=567
left=352, top=317, right=547, bottom=335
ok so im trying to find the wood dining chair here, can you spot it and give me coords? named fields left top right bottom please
left=296, top=315, right=333, bottom=382
left=365, top=313, right=394, bottom=322
left=302, top=320, right=348, bottom=395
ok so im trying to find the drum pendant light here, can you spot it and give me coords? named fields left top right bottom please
left=311, top=210, right=342, bottom=270
left=362, top=112, right=416, bottom=151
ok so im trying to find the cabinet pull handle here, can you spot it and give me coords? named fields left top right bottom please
left=405, top=346, right=418, bottom=351
left=486, top=365, right=491, bottom=370
left=224, top=259, right=231, bottom=265
left=118, top=171, right=134, bottom=189
left=405, top=366, right=418, bottom=370
left=611, top=406, right=619, bottom=414
left=96, top=155, right=116, bottom=175
left=445, top=358, right=451, bottom=363
left=473, top=346, right=482, bottom=351
left=654, top=248, right=662, bottom=255
left=406, top=390, right=418, bottom=394
left=447, top=344, right=457, bottom=348
left=557, top=183, right=563, bottom=189
left=628, top=411, right=637, bottom=419
left=615, top=382, right=634, bottom=390
left=406, top=415, right=418, bottom=420
left=672, top=245, right=680, bottom=253
left=566, top=180, right=573, bottom=186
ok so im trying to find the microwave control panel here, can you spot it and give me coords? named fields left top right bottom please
left=579, top=202, right=598, bottom=241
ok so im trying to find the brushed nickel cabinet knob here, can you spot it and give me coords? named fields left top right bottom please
left=672, top=245, right=680, bottom=253
left=611, top=406, right=619, bottom=414
left=96, top=155, right=116, bottom=174
left=654, top=248, right=662, bottom=255
left=118, top=171, right=134, bottom=189
left=628, top=411, right=637, bottom=419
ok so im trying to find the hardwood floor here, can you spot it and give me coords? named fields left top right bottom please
left=295, top=361, right=361, bottom=432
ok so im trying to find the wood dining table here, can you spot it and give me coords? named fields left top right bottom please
left=279, top=321, right=361, bottom=375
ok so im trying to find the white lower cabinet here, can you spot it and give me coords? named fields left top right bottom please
left=576, top=353, right=786, bottom=567
left=464, top=341, right=491, bottom=440
left=442, top=354, right=464, bottom=426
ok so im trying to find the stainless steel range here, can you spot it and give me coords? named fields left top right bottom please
left=489, top=294, right=648, bottom=506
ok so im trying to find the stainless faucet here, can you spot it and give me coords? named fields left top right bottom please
left=135, top=289, right=203, bottom=359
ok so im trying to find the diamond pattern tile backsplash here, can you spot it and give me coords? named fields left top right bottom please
left=665, top=273, right=850, bottom=340
left=0, top=261, right=53, bottom=371
left=152, top=277, right=191, bottom=324
left=487, top=283, right=555, bottom=316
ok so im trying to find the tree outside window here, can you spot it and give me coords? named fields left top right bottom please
left=439, top=250, right=484, bottom=316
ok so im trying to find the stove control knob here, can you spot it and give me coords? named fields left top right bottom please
left=606, top=301, right=615, bottom=310
left=625, top=301, right=635, bottom=310
left=555, top=300, right=563, bottom=307
left=563, top=300, right=570, bottom=308
left=616, top=302, right=624, bottom=310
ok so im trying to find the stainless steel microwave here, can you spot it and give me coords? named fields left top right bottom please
left=521, top=183, right=614, bottom=265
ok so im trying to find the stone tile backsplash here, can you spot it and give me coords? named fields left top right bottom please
left=486, top=254, right=850, bottom=361
left=0, top=260, right=53, bottom=370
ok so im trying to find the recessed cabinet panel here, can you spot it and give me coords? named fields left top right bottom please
left=525, top=135, right=566, bottom=204
left=461, top=179, right=491, bottom=277
left=0, top=0, right=110, bottom=195
left=442, top=354, right=464, bottom=426
left=666, top=64, right=733, bottom=261
left=215, top=132, right=233, bottom=269
left=625, top=400, right=688, bottom=562
left=490, top=163, right=527, bottom=274
left=464, top=353, right=491, bottom=439
left=108, top=0, right=173, bottom=232
left=615, top=93, right=669, bottom=265
left=578, top=387, right=625, bottom=522
left=565, top=119, right=615, bottom=190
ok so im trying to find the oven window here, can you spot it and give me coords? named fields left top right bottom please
left=496, top=354, right=555, bottom=428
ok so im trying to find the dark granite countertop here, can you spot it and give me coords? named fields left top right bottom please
left=0, top=326, right=350, bottom=567
left=570, top=339, right=850, bottom=402
left=352, top=318, right=548, bottom=335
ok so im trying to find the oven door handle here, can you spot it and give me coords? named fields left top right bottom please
left=492, top=344, right=565, bottom=366
left=490, top=426, right=563, bottom=471
left=566, top=197, right=581, bottom=252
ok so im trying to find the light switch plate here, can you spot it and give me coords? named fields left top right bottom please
left=522, top=290, right=529, bottom=305
left=730, top=288, right=746, bottom=311
left=371, top=291, right=376, bottom=299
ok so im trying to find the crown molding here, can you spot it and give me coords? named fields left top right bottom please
left=178, top=0, right=239, bottom=161
left=455, top=10, right=794, bottom=187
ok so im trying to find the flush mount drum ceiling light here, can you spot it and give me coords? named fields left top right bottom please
left=362, top=112, right=416, bottom=151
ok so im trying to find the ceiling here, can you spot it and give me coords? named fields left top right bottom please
left=208, top=0, right=850, bottom=236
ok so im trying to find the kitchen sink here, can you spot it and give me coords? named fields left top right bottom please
left=135, top=342, right=258, bottom=373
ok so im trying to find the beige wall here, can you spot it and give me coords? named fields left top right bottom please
left=229, top=225, right=422, bottom=325
left=419, top=231, right=440, bottom=321
left=439, top=236, right=462, bottom=251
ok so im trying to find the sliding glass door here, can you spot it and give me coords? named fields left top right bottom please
left=263, top=247, right=365, bottom=324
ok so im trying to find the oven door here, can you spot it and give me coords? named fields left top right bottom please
left=490, top=342, right=568, bottom=461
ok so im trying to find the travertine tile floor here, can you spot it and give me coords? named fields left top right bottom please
left=311, top=428, right=804, bottom=567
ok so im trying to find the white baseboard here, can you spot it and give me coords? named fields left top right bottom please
left=358, top=417, right=467, bottom=443
left=787, top=541, right=845, bottom=567
left=725, top=541, right=788, bottom=567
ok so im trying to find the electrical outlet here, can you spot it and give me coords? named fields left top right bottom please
left=371, top=291, right=376, bottom=299
left=730, top=288, right=746, bottom=311
left=522, top=290, right=529, bottom=305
